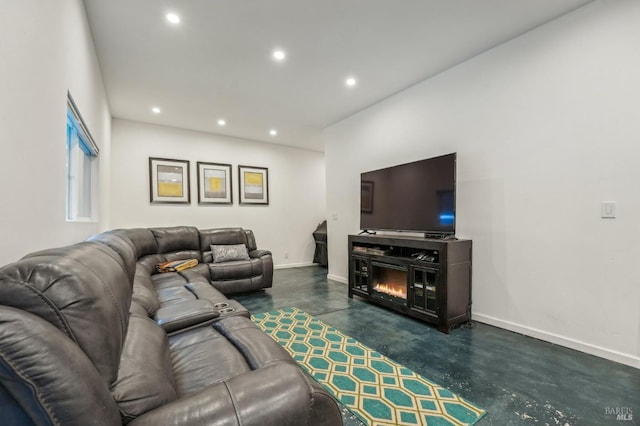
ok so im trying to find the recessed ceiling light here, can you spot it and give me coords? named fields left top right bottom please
left=217, top=119, right=226, bottom=126
left=272, top=49, right=286, bottom=62
left=152, top=106, right=161, bottom=114
left=269, top=129, right=278, bottom=136
left=166, top=13, right=180, bottom=24
left=345, top=77, right=357, bottom=87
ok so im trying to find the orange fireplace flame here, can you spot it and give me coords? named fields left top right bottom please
left=373, top=282, right=407, bottom=299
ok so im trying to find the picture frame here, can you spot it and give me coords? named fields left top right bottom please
left=197, top=161, right=232, bottom=204
left=238, top=165, right=269, bottom=205
left=149, top=157, right=190, bottom=204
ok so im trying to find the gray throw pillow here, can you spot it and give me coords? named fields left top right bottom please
left=210, top=244, right=250, bottom=263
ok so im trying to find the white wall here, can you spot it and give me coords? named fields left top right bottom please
left=325, top=0, right=640, bottom=368
left=0, top=0, right=111, bottom=265
left=110, top=119, right=326, bottom=268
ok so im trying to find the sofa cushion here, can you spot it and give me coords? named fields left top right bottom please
left=198, top=227, right=246, bottom=252
left=169, top=325, right=251, bottom=396
left=132, top=282, right=160, bottom=316
left=151, top=272, right=198, bottom=306
left=117, top=228, right=158, bottom=258
left=209, top=258, right=263, bottom=281
left=0, top=242, right=131, bottom=386
left=155, top=300, right=219, bottom=333
left=243, top=229, right=258, bottom=251
left=132, top=266, right=161, bottom=315
left=112, top=315, right=178, bottom=422
left=157, top=286, right=197, bottom=306
left=151, top=226, right=200, bottom=253
left=213, top=316, right=294, bottom=369
left=209, top=277, right=265, bottom=295
left=0, top=306, right=122, bottom=425
left=211, top=244, right=250, bottom=263
left=129, top=300, right=149, bottom=317
left=180, top=262, right=210, bottom=280
left=152, top=271, right=188, bottom=289
left=182, top=279, right=227, bottom=302
left=87, top=230, right=138, bottom=281
left=138, top=253, right=167, bottom=275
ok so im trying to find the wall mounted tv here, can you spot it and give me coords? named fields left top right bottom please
left=360, top=153, right=456, bottom=237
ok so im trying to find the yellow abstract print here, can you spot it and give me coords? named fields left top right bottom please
left=204, top=168, right=226, bottom=198
left=244, top=171, right=264, bottom=199
left=157, top=165, right=183, bottom=197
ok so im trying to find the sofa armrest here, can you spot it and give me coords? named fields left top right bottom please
left=154, top=300, right=219, bottom=333
left=249, top=249, right=273, bottom=288
left=249, top=249, right=271, bottom=258
left=129, top=363, right=325, bottom=426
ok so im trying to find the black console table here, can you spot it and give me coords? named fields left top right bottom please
left=348, top=234, right=472, bottom=333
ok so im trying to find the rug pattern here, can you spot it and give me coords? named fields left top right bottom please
left=252, top=307, right=486, bottom=426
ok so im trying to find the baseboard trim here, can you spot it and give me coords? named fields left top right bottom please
left=274, top=262, right=316, bottom=270
left=327, top=273, right=348, bottom=284
left=312, top=273, right=638, bottom=368
left=473, top=313, right=640, bottom=369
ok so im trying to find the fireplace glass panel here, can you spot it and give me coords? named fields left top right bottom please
left=352, top=256, right=369, bottom=293
left=412, top=268, right=438, bottom=314
left=371, top=263, right=407, bottom=303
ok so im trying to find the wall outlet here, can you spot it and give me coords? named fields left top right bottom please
left=331, top=213, right=338, bottom=221
left=284, top=252, right=289, bottom=259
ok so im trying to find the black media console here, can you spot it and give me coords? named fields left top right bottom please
left=348, top=234, right=472, bottom=333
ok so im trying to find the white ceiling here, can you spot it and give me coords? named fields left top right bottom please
left=84, top=0, right=592, bottom=152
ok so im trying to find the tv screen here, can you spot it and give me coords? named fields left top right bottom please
left=360, top=153, right=456, bottom=235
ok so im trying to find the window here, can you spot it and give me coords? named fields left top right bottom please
left=66, top=93, right=99, bottom=221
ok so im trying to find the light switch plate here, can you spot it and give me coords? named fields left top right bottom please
left=601, top=201, right=616, bottom=218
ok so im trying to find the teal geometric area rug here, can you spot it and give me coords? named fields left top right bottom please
left=252, top=307, right=486, bottom=426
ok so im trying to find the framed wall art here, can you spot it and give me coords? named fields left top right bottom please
left=238, top=165, right=269, bottom=205
left=197, top=161, right=232, bottom=204
left=149, top=157, right=190, bottom=204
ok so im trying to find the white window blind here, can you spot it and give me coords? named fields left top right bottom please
left=66, top=93, right=98, bottom=221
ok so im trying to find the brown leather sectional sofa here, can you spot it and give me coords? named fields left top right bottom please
left=0, top=226, right=343, bottom=425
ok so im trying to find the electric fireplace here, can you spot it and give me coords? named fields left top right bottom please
left=371, top=262, right=407, bottom=303
left=348, top=234, right=473, bottom=334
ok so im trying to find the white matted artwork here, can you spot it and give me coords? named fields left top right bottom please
left=149, top=157, right=190, bottom=204
left=197, top=162, right=232, bottom=204
left=238, top=165, right=269, bottom=205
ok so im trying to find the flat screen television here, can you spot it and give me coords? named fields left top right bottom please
left=360, top=153, right=456, bottom=237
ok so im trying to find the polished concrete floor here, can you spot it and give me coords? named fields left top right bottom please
left=234, top=266, right=639, bottom=425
